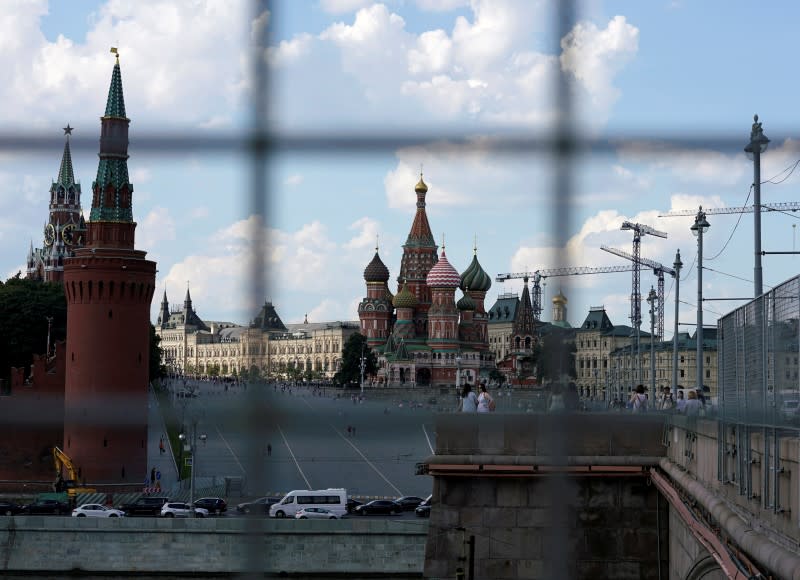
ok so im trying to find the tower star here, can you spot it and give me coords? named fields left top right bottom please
left=63, top=124, right=73, bottom=136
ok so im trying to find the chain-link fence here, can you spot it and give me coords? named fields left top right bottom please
left=717, top=274, right=800, bottom=514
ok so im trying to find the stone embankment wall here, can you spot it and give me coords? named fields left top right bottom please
left=422, top=413, right=669, bottom=579
left=0, top=517, right=426, bottom=577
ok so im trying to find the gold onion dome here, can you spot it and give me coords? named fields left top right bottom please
left=363, top=251, right=390, bottom=283
left=460, top=253, right=492, bottom=292
left=457, top=292, right=475, bottom=311
left=415, top=175, right=428, bottom=193
left=393, top=283, right=418, bottom=309
left=552, top=290, right=567, bottom=304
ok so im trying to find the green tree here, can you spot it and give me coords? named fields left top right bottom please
left=149, top=323, right=166, bottom=383
left=333, top=333, right=377, bottom=386
left=489, top=368, right=506, bottom=386
left=0, top=274, right=67, bottom=384
left=534, top=332, right=576, bottom=384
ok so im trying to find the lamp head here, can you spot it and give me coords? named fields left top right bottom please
left=691, top=209, right=710, bottom=237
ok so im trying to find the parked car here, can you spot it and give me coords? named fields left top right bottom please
left=295, top=507, right=339, bottom=520
left=394, top=496, right=425, bottom=511
left=415, top=495, right=432, bottom=518
left=345, top=498, right=363, bottom=514
left=0, top=500, right=23, bottom=516
left=119, top=496, right=170, bottom=517
left=354, top=500, right=400, bottom=516
left=72, top=504, right=125, bottom=518
left=193, top=497, right=227, bottom=515
left=22, top=498, right=71, bottom=515
left=235, top=496, right=281, bottom=514
left=161, top=502, right=208, bottom=518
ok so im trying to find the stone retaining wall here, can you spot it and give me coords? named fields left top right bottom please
left=0, top=517, right=427, bottom=576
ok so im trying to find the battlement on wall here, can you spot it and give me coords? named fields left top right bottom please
left=8, top=341, right=67, bottom=396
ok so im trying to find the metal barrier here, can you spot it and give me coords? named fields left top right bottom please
left=717, top=274, right=800, bottom=517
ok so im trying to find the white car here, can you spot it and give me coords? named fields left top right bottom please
left=295, top=507, right=339, bottom=520
left=72, top=504, right=125, bottom=518
left=161, top=502, right=208, bottom=518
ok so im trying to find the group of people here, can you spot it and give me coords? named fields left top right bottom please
left=460, top=381, right=496, bottom=413
left=626, top=384, right=708, bottom=416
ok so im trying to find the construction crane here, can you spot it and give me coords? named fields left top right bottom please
left=600, top=245, right=676, bottom=342
left=618, top=222, right=668, bottom=385
left=495, top=265, right=634, bottom=320
left=659, top=202, right=800, bottom=217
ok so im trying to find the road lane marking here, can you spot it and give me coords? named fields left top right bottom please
left=214, top=425, right=246, bottom=474
left=298, top=396, right=405, bottom=496
left=278, top=424, right=312, bottom=489
left=422, top=423, right=434, bottom=455
left=334, top=427, right=404, bottom=496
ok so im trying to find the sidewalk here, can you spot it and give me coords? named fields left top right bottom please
left=146, top=386, right=179, bottom=494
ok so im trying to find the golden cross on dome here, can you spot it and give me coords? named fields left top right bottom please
left=110, top=46, right=119, bottom=64
left=473, top=234, right=478, bottom=254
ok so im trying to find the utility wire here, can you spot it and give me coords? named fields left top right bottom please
left=706, top=157, right=800, bottom=262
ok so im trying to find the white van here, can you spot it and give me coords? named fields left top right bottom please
left=269, top=488, right=347, bottom=519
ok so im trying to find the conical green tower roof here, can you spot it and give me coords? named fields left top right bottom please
left=104, top=60, right=127, bottom=119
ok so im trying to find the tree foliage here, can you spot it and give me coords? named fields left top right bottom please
left=149, top=323, right=165, bottom=383
left=0, top=274, right=67, bottom=383
left=333, top=333, right=377, bottom=386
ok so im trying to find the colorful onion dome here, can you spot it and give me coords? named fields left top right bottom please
left=385, top=287, right=394, bottom=302
left=393, top=283, right=418, bottom=309
left=415, top=175, right=428, bottom=193
left=457, top=292, right=475, bottom=311
left=460, top=253, right=492, bottom=292
left=363, top=251, right=390, bottom=282
left=426, top=249, right=461, bottom=288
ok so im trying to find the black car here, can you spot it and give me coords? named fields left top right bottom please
left=193, top=497, right=227, bottom=514
left=415, top=495, right=432, bottom=518
left=0, top=500, right=23, bottom=516
left=235, top=496, right=281, bottom=514
left=22, top=498, right=71, bottom=515
left=394, top=496, right=425, bottom=511
left=345, top=498, right=363, bottom=514
left=354, top=500, right=400, bottom=516
left=119, top=496, right=170, bottom=517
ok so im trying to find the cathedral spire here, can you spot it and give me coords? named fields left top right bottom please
left=184, top=282, right=192, bottom=311
left=405, top=173, right=436, bottom=248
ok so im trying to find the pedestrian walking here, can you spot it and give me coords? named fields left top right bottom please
left=347, top=425, right=352, bottom=436
left=460, top=384, right=478, bottom=412
left=159, top=437, right=165, bottom=455
left=267, top=443, right=272, bottom=457
left=150, top=467, right=155, bottom=486
left=630, top=384, right=648, bottom=413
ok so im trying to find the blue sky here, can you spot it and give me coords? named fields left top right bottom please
left=3, top=0, right=800, bottom=337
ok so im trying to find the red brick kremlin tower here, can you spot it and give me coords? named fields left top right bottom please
left=62, top=51, right=156, bottom=483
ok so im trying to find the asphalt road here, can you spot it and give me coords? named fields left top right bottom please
left=172, top=383, right=436, bottom=500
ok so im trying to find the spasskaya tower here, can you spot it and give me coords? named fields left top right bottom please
left=62, top=50, right=157, bottom=484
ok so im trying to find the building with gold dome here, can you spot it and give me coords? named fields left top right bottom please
left=358, top=175, right=495, bottom=387
left=487, top=280, right=574, bottom=384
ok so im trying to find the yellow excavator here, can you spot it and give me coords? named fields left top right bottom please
left=52, top=446, right=96, bottom=500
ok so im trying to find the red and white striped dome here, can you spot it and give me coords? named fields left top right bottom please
left=426, top=250, right=461, bottom=288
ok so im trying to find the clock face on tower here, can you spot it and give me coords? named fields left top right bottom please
left=62, top=223, right=75, bottom=246
left=44, top=223, right=56, bottom=246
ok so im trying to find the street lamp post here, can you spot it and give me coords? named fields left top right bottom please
left=359, top=346, right=366, bottom=396
left=691, top=208, right=710, bottom=392
left=744, top=114, right=769, bottom=298
left=672, top=250, right=683, bottom=398
left=647, top=287, right=657, bottom=398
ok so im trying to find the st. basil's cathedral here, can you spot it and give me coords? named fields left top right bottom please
left=358, top=175, right=495, bottom=387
